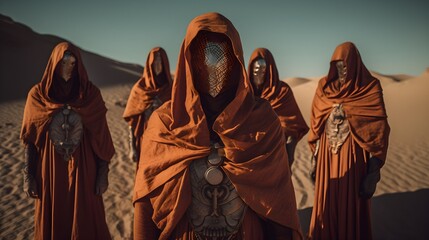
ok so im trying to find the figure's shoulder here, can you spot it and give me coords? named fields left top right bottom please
left=131, top=79, right=144, bottom=90
left=317, top=76, right=327, bottom=87
left=144, top=100, right=173, bottom=132
left=278, top=80, right=292, bottom=90
left=150, top=100, right=172, bottom=120
left=371, top=77, right=383, bottom=87
left=253, top=96, right=278, bottom=118
left=85, top=81, right=102, bottom=96
left=26, top=83, right=42, bottom=99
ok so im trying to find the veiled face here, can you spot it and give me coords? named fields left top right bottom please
left=336, top=60, right=347, bottom=82
left=191, top=32, right=235, bottom=98
left=58, top=53, right=76, bottom=82
left=252, top=58, right=267, bottom=89
left=153, top=52, right=163, bottom=76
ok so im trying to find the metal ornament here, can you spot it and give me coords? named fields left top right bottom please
left=49, top=105, right=83, bottom=161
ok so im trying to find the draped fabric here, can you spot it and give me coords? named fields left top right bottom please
left=123, top=47, right=172, bottom=155
left=133, top=12, right=303, bottom=240
left=308, top=42, right=390, bottom=161
left=20, top=42, right=114, bottom=239
left=308, top=42, right=390, bottom=240
left=248, top=48, right=308, bottom=142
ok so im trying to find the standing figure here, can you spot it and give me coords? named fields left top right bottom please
left=20, top=42, right=115, bottom=239
left=133, top=12, right=303, bottom=240
left=248, top=48, right=309, bottom=166
left=123, top=47, right=172, bottom=165
left=308, top=42, right=390, bottom=240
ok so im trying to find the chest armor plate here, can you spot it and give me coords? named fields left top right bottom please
left=187, top=144, right=247, bottom=238
left=49, top=105, right=83, bottom=161
left=325, top=104, right=350, bottom=154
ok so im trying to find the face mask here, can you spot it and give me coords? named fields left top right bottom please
left=252, top=58, right=267, bottom=90
left=58, top=52, right=76, bottom=82
left=336, top=60, right=347, bottom=83
left=191, top=33, right=235, bottom=98
left=153, top=52, right=163, bottom=76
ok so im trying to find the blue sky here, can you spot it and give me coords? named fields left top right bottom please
left=1, top=0, right=428, bottom=78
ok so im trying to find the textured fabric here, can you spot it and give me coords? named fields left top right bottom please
left=123, top=47, right=172, bottom=160
left=307, top=42, right=390, bottom=240
left=133, top=12, right=303, bottom=240
left=20, top=42, right=114, bottom=240
left=248, top=48, right=309, bottom=142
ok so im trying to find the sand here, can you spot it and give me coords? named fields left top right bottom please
left=1, top=13, right=429, bottom=240
left=2, top=72, right=428, bottom=239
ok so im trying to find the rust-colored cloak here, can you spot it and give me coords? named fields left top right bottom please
left=133, top=13, right=303, bottom=240
left=123, top=47, right=172, bottom=154
left=20, top=42, right=115, bottom=239
left=307, top=42, right=390, bottom=240
left=248, top=48, right=309, bottom=142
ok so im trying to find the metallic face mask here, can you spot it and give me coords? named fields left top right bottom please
left=152, top=52, right=163, bottom=76
left=252, top=58, right=267, bottom=90
left=336, top=60, right=347, bottom=83
left=191, top=33, right=235, bottom=98
left=58, top=52, right=76, bottom=82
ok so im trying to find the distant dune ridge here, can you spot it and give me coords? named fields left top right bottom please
left=0, top=14, right=143, bottom=102
left=1, top=15, right=428, bottom=240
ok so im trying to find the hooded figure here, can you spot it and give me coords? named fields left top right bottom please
left=248, top=48, right=309, bottom=166
left=20, top=42, right=114, bottom=239
left=308, top=42, right=390, bottom=240
left=123, top=47, right=172, bottom=165
left=132, top=13, right=303, bottom=240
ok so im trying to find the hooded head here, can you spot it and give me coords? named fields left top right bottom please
left=171, top=12, right=253, bottom=137
left=40, top=42, right=90, bottom=103
left=190, top=31, right=237, bottom=99
left=323, top=42, right=374, bottom=98
left=248, top=48, right=280, bottom=97
left=143, top=47, right=172, bottom=89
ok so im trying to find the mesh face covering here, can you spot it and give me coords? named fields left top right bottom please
left=191, top=33, right=235, bottom=98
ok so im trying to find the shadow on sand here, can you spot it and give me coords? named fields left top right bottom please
left=298, top=188, right=429, bottom=239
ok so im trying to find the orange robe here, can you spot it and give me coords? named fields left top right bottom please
left=248, top=48, right=309, bottom=143
left=133, top=12, right=303, bottom=240
left=20, top=42, right=115, bottom=239
left=123, top=47, right=172, bottom=161
left=308, top=42, right=390, bottom=240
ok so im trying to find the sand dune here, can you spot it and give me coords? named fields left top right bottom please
left=0, top=14, right=143, bottom=102
left=371, top=71, right=414, bottom=84
left=1, top=14, right=428, bottom=240
left=283, top=77, right=313, bottom=87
